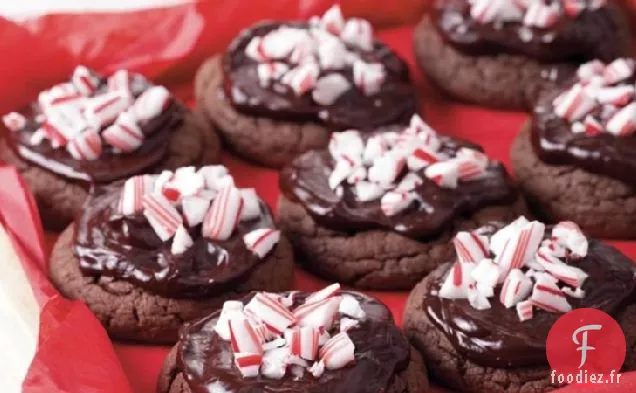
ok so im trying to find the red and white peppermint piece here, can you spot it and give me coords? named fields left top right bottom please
left=582, top=115, right=603, bottom=136
left=229, top=316, right=264, bottom=354
left=320, top=5, right=345, bottom=35
left=456, top=147, right=489, bottom=165
left=240, top=189, right=261, bottom=222
left=380, top=191, right=414, bottom=216
left=169, top=167, right=206, bottom=198
left=407, top=146, right=439, bottom=171
left=577, top=59, right=606, bottom=83
left=603, top=58, right=635, bottom=85
left=319, top=332, right=355, bottom=370
left=102, top=119, right=143, bottom=153
left=85, top=90, right=133, bottom=128
left=66, top=129, right=102, bottom=160
left=408, top=114, right=437, bottom=141
left=119, top=175, right=155, bottom=215
left=368, top=154, right=405, bottom=185
left=353, top=61, right=386, bottom=96
left=470, top=0, right=513, bottom=23
left=203, top=184, right=243, bottom=241
left=257, top=63, right=289, bottom=87
left=467, top=281, right=491, bottom=310
left=234, top=353, right=263, bottom=378
left=260, top=346, right=290, bottom=379
left=281, top=63, right=319, bottom=96
left=286, top=326, right=320, bottom=361
left=339, top=318, right=360, bottom=332
left=362, top=135, right=388, bottom=164
left=142, top=193, right=183, bottom=241
left=215, top=300, right=244, bottom=340
left=523, top=1, right=559, bottom=28
left=552, top=221, right=588, bottom=257
left=41, top=106, right=88, bottom=146
left=499, top=268, right=533, bottom=308
left=341, top=18, right=374, bottom=51
left=553, top=83, right=597, bottom=122
left=244, top=229, right=281, bottom=259
left=540, top=237, right=568, bottom=258
left=306, top=283, right=341, bottom=304
left=198, top=165, right=229, bottom=190
left=470, top=258, right=499, bottom=297
left=245, top=292, right=295, bottom=334
left=181, top=196, right=210, bottom=227
left=453, top=231, right=490, bottom=264
left=596, top=85, right=635, bottom=106
left=606, top=102, right=636, bottom=136
left=438, top=262, right=475, bottom=299
left=339, top=295, right=366, bottom=320
left=309, top=360, right=325, bottom=378
left=171, top=225, right=194, bottom=255
left=317, top=38, right=348, bottom=70
left=245, top=37, right=268, bottom=62
left=424, top=160, right=459, bottom=188
left=294, top=296, right=341, bottom=329
left=516, top=299, right=534, bottom=322
left=396, top=173, right=423, bottom=192
left=495, top=220, right=545, bottom=279
left=39, top=83, right=84, bottom=111
left=329, top=158, right=357, bottom=190
left=72, top=65, right=100, bottom=96
left=562, top=286, right=586, bottom=299
left=353, top=181, right=384, bottom=202
left=535, top=251, right=588, bottom=288
left=312, top=74, right=350, bottom=106
left=329, top=130, right=364, bottom=161
left=261, top=27, right=309, bottom=60
left=134, top=86, right=171, bottom=123
left=346, top=166, right=366, bottom=184
left=2, top=112, right=26, bottom=132
left=531, top=280, right=572, bottom=313
left=490, top=216, right=528, bottom=255
left=107, top=69, right=131, bottom=93
left=457, top=156, right=487, bottom=181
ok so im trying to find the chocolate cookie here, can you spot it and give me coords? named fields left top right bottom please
left=49, top=166, right=293, bottom=344
left=1, top=110, right=220, bottom=231
left=157, top=288, right=429, bottom=393
left=278, top=115, right=527, bottom=290
left=413, top=1, right=630, bottom=110
left=404, top=219, right=636, bottom=393
left=195, top=6, right=417, bottom=168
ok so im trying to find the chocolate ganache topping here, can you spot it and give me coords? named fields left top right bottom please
left=3, top=66, right=184, bottom=183
left=223, top=5, right=416, bottom=130
left=435, top=0, right=625, bottom=63
left=280, top=115, right=517, bottom=239
left=74, top=166, right=281, bottom=298
left=533, top=58, right=636, bottom=187
left=178, top=289, right=411, bottom=393
left=421, top=218, right=636, bottom=368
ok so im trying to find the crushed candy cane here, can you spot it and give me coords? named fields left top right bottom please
left=327, top=114, right=497, bottom=217
left=215, top=284, right=365, bottom=379
left=552, top=58, right=636, bottom=137
left=3, top=65, right=175, bottom=160
left=469, top=0, right=606, bottom=27
left=117, top=166, right=280, bottom=257
left=438, top=217, right=591, bottom=321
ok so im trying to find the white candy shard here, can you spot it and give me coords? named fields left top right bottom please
left=312, top=74, right=351, bottom=105
left=244, top=229, right=281, bottom=258
left=499, top=269, right=533, bottom=308
left=171, top=225, right=194, bottom=255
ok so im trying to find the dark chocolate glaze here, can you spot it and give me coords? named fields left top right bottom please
left=7, top=74, right=185, bottom=183
left=223, top=22, right=417, bottom=130
left=280, top=131, right=517, bottom=239
left=435, top=0, right=626, bottom=63
left=178, top=291, right=411, bottom=393
left=422, top=239, right=636, bottom=368
left=532, top=73, right=636, bottom=188
left=74, top=182, right=277, bottom=299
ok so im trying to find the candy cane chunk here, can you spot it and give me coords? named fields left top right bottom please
left=229, top=316, right=264, bottom=354
left=43, top=105, right=89, bottom=144
left=467, top=281, right=491, bottom=310
left=381, top=191, right=415, bottom=216
left=312, top=74, right=350, bottom=106
left=198, top=165, right=230, bottom=189
left=582, top=115, right=603, bottom=136
left=407, top=146, right=439, bottom=170
left=286, top=326, right=320, bottom=361
left=119, top=175, right=155, bottom=215
left=552, top=221, right=588, bottom=257
left=66, top=129, right=103, bottom=160
left=535, top=251, right=588, bottom=288
left=329, top=130, right=364, bottom=160
left=438, top=262, right=475, bottom=299
left=353, top=61, right=386, bottom=95
left=306, top=283, right=341, bottom=304
left=2, top=112, right=26, bottom=132
left=244, top=229, right=281, bottom=259
left=562, top=286, right=586, bottom=299
left=245, top=292, right=295, bottom=334
left=320, top=5, right=345, bottom=35
left=257, top=63, right=289, bottom=87
left=108, top=69, right=131, bottom=93
left=171, top=225, right=194, bottom=255
left=261, top=27, right=309, bottom=60
left=293, top=296, right=341, bottom=329
left=596, top=85, right=635, bottom=106
left=203, top=185, right=244, bottom=241
left=341, top=18, right=374, bottom=51
left=309, top=360, right=325, bottom=378
left=102, top=120, right=143, bottom=153
left=368, top=154, right=405, bottom=185
left=339, top=295, right=366, bottom=320
left=234, top=353, right=263, bottom=378
left=553, top=83, right=597, bottom=122
left=495, top=220, right=545, bottom=280
left=489, top=216, right=529, bottom=256
left=470, top=258, right=499, bottom=297
left=317, top=38, right=348, bottom=70
left=85, top=90, right=133, bottom=128
left=453, top=231, right=490, bottom=264
left=606, top=103, right=636, bottom=136
left=516, top=299, right=534, bottom=322
left=215, top=301, right=245, bottom=340
left=499, top=269, right=533, bottom=308
left=134, top=86, right=171, bottom=123
left=260, top=347, right=290, bottom=379
left=282, top=63, right=319, bottom=96
left=425, top=160, right=459, bottom=188
left=142, top=193, right=183, bottom=241
left=531, top=281, right=572, bottom=313
left=319, top=332, right=355, bottom=370
left=240, top=189, right=261, bottom=222
left=72, top=65, right=100, bottom=96
left=523, top=1, right=559, bottom=28
left=603, top=58, right=635, bottom=85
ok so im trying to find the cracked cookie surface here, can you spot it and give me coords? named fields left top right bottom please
left=511, top=122, right=636, bottom=239
left=278, top=194, right=528, bottom=290
left=194, top=56, right=330, bottom=168
left=48, top=225, right=294, bottom=344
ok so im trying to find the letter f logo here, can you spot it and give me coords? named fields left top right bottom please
left=572, top=324, right=602, bottom=368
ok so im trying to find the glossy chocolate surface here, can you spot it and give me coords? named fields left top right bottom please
left=280, top=131, right=517, bottom=239
left=223, top=22, right=417, bottom=130
left=178, top=291, right=411, bottom=393
left=435, top=0, right=624, bottom=62
left=8, top=75, right=184, bottom=183
left=74, top=182, right=276, bottom=298
left=423, top=239, right=636, bottom=368
left=532, top=73, right=636, bottom=187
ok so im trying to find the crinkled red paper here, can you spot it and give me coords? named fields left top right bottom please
left=0, top=1, right=634, bottom=392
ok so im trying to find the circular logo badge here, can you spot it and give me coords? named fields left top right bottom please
left=546, top=308, right=626, bottom=386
